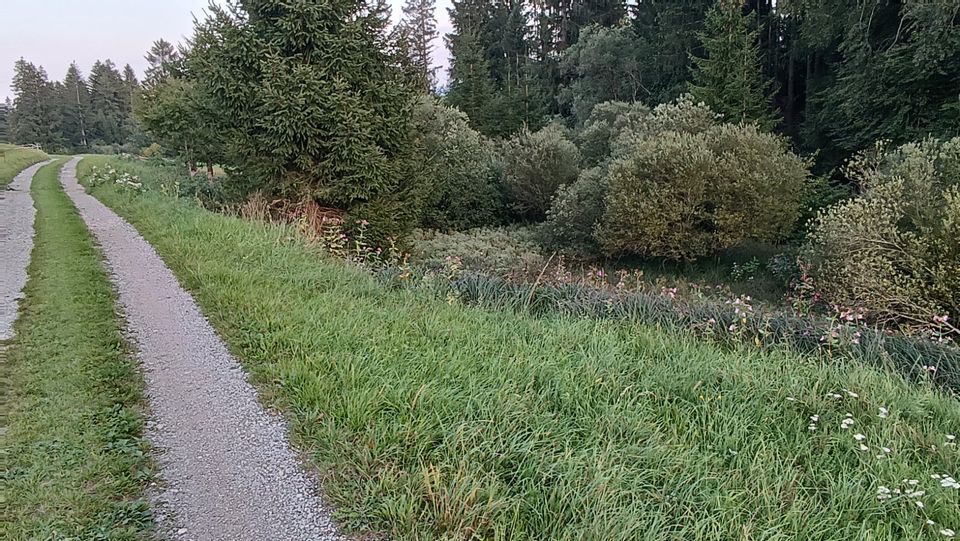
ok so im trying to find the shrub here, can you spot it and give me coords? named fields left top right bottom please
left=408, top=227, right=546, bottom=277
left=803, top=138, right=960, bottom=336
left=411, top=97, right=506, bottom=231
left=540, top=167, right=607, bottom=255
left=501, top=124, right=581, bottom=220
left=576, top=101, right=650, bottom=166
left=598, top=123, right=810, bottom=260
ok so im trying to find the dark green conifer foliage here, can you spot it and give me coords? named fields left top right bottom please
left=399, top=0, right=438, bottom=92
left=59, top=63, right=90, bottom=148
left=688, top=0, right=779, bottom=130
left=9, top=59, right=61, bottom=149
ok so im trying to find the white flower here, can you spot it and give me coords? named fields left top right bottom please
left=929, top=519, right=937, bottom=526
left=841, top=417, right=855, bottom=429
left=941, top=529, right=955, bottom=538
left=908, top=479, right=919, bottom=486
left=859, top=443, right=869, bottom=451
left=808, top=425, right=817, bottom=431
left=933, top=474, right=943, bottom=480
left=827, top=392, right=843, bottom=399
left=881, top=447, right=892, bottom=453
left=915, top=500, right=924, bottom=508
left=876, top=486, right=892, bottom=500
left=786, top=396, right=796, bottom=402
left=878, top=407, right=889, bottom=418
left=844, top=389, right=859, bottom=398
left=810, top=415, right=820, bottom=422
left=854, top=433, right=866, bottom=441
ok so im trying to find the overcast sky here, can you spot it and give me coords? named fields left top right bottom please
left=0, top=0, right=453, bottom=102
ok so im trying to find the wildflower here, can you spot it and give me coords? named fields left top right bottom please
left=878, top=407, right=889, bottom=418
left=929, top=520, right=937, bottom=526
left=810, top=415, right=820, bottom=422
left=728, top=324, right=738, bottom=332
left=876, top=486, right=892, bottom=500
left=854, top=434, right=866, bottom=441
left=922, top=365, right=938, bottom=374
left=941, top=529, right=955, bottom=538
left=915, top=500, right=925, bottom=508
left=827, top=392, right=843, bottom=399
left=841, top=417, right=855, bottom=429
left=808, top=424, right=817, bottom=431
left=786, top=396, right=796, bottom=402
left=948, top=434, right=956, bottom=442
left=859, top=443, right=869, bottom=452
left=844, top=389, right=859, bottom=398
left=908, top=479, right=919, bottom=486
left=940, top=476, right=960, bottom=489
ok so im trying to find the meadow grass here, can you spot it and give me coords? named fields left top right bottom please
left=0, top=144, right=49, bottom=187
left=79, top=156, right=960, bottom=540
left=0, top=159, right=153, bottom=540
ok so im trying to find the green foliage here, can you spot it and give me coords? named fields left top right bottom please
left=411, top=97, right=506, bottom=231
left=409, top=226, right=546, bottom=276
left=812, top=1, right=960, bottom=155
left=398, top=0, right=438, bottom=92
left=804, top=138, right=960, bottom=335
left=0, top=144, right=49, bottom=188
left=501, top=123, right=581, bottom=220
left=559, top=25, right=652, bottom=122
left=188, top=0, right=415, bottom=238
left=575, top=101, right=651, bottom=166
left=688, top=0, right=779, bottom=130
left=599, top=123, right=810, bottom=260
left=9, top=59, right=61, bottom=149
left=87, top=60, right=135, bottom=145
left=136, top=77, right=224, bottom=170
left=540, top=166, right=607, bottom=255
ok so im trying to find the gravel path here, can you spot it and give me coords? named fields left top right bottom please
left=0, top=160, right=53, bottom=341
left=60, top=158, right=344, bottom=541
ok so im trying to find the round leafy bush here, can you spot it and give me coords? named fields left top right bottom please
left=803, top=138, right=960, bottom=333
left=597, top=123, right=810, bottom=260
left=576, top=101, right=651, bottom=166
left=501, top=123, right=581, bottom=220
left=540, top=167, right=607, bottom=255
left=412, top=97, right=506, bottom=231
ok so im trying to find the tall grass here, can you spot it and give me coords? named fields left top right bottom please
left=1, top=159, right=153, bottom=539
left=0, top=144, right=49, bottom=187
left=78, top=156, right=960, bottom=540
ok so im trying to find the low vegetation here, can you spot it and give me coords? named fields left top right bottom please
left=0, top=144, right=48, bottom=187
left=1, top=160, right=153, bottom=539
left=79, top=156, right=960, bottom=540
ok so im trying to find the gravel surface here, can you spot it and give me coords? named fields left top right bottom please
left=0, top=160, right=53, bottom=341
left=60, top=158, right=344, bottom=541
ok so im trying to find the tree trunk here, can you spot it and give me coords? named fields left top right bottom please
left=188, top=161, right=198, bottom=177
left=206, top=164, right=215, bottom=185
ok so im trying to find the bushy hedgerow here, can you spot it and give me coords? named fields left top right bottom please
left=598, top=123, right=810, bottom=260
left=540, top=167, right=607, bottom=255
left=803, top=138, right=960, bottom=335
left=411, top=97, right=507, bottom=231
left=501, top=123, right=581, bottom=220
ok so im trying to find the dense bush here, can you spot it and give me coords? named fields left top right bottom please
left=540, top=167, right=607, bottom=255
left=411, top=97, right=506, bottom=231
left=804, top=138, right=960, bottom=335
left=598, top=123, right=810, bottom=260
left=501, top=124, right=581, bottom=220
left=576, top=101, right=650, bottom=166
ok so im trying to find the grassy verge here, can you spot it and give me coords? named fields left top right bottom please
left=0, top=144, right=49, bottom=187
left=0, top=159, right=153, bottom=539
left=80, top=156, right=960, bottom=540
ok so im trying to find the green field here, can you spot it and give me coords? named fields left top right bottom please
left=0, top=144, right=48, bottom=187
left=0, top=160, right=153, bottom=540
left=77, top=156, right=960, bottom=540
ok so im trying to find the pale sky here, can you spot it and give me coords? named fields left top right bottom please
left=0, top=0, right=453, bottom=102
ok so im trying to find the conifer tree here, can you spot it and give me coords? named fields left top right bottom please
left=688, top=0, right=779, bottom=129
left=9, top=59, right=61, bottom=148
left=445, top=28, right=496, bottom=132
left=399, top=0, right=438, bottom=92
left=144, top=39, right=181, bottom=86
left=88, top=60, right=127, bottom=144
left=60, top=63, right=89, bottom=148
left=188, top=0, right=414, bottom=235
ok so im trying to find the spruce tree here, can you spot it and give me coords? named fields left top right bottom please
left=188, top=0, right=414, bottom=235
left=399, top=0, right=438, bottom=92
left=445, top=28, right=497, bottom=132
left=60, top=63, right=89, bottom=148
left=88, top=60, right=127, bottom=144
left=144, top=39, right=181, bottom=86
left=688, top=0, right=779, bottom=130
left=9, top=59, right=61, bottom=149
